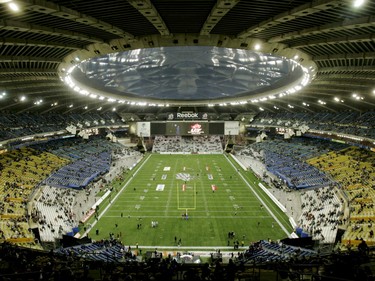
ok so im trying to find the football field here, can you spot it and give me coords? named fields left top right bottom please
left=89, top=154, right=292, bottom=249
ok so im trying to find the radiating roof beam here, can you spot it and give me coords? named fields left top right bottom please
left=313, top=52, right=375, bottom=61
left=200, top=0, right=240, bottom=35
left=290, top=34, right=375, bottom=48
left=315, top=73, right=375, bottom=79
left=17, top=0, right=133, bottom=39
left=318, top=66, right=375, bottom=73
left=0, top=76, right=58, bottom=83
left=304, top=87, right=358, bottom=93
left=128, top=0, right=170, bottom=36
left=2, top=82, right=64, bottom=90
left=238, top=0, right=343, bottom=38
left=3, top=89, right=69, bottom=97
left=270, top=15, right=375, bottom=43
left=0, top=56, right=62, bottom=63
left=310, top=80, right=374, bottom=87
left=1, top=38, right=82, bottom=49
left=0, top=69, right=57, bottom=75
left=0, top=19, right=103, bottom=43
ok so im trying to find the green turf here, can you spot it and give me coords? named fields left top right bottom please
left=88, top=154, right=293, bottom=248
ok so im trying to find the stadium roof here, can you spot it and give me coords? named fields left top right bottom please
left=0, top=0, right=374, bottom=118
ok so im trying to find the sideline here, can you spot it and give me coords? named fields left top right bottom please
left=224, top=155, right=292, bottom=237
left=82, top=154, right=152, bottom=237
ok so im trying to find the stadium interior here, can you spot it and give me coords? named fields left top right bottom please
left=0, top=0, right=375, bottom=280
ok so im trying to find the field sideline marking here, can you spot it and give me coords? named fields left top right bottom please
left=85, top=154, right=290, bottom=240
left=224, top=155, right=292, bottom=237
left=82, top=154, right=153, bottom=237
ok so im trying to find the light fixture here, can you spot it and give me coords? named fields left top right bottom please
left=353, top=0, right=366, bottom=8
left=8, top=2, right=20, bottom=12
left=318, top=100, right=326, bottom=105
left=352, top=93, right=364, bottom=100
left=34, top=99, right=43, bottom=105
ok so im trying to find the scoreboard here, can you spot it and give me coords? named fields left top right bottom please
left=152, top=122, right=222, bottom=136
left=139, top=121, right=239, bottom=136
left=166, top=122, right=209, bottom=135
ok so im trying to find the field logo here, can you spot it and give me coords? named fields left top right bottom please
left=176, top=173, right=192, bottom=181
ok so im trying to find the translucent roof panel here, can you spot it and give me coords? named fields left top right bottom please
left=72, top=46, right=304, bottom=102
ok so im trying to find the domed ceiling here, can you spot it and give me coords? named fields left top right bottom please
left=0, top=0, right=374, bottom=116
left=69, top=46, right=308, bottom=104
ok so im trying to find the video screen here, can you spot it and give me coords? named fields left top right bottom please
left=166, top=122, right=209, bottom=136
left=151, top=122, right=224, bottom=136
